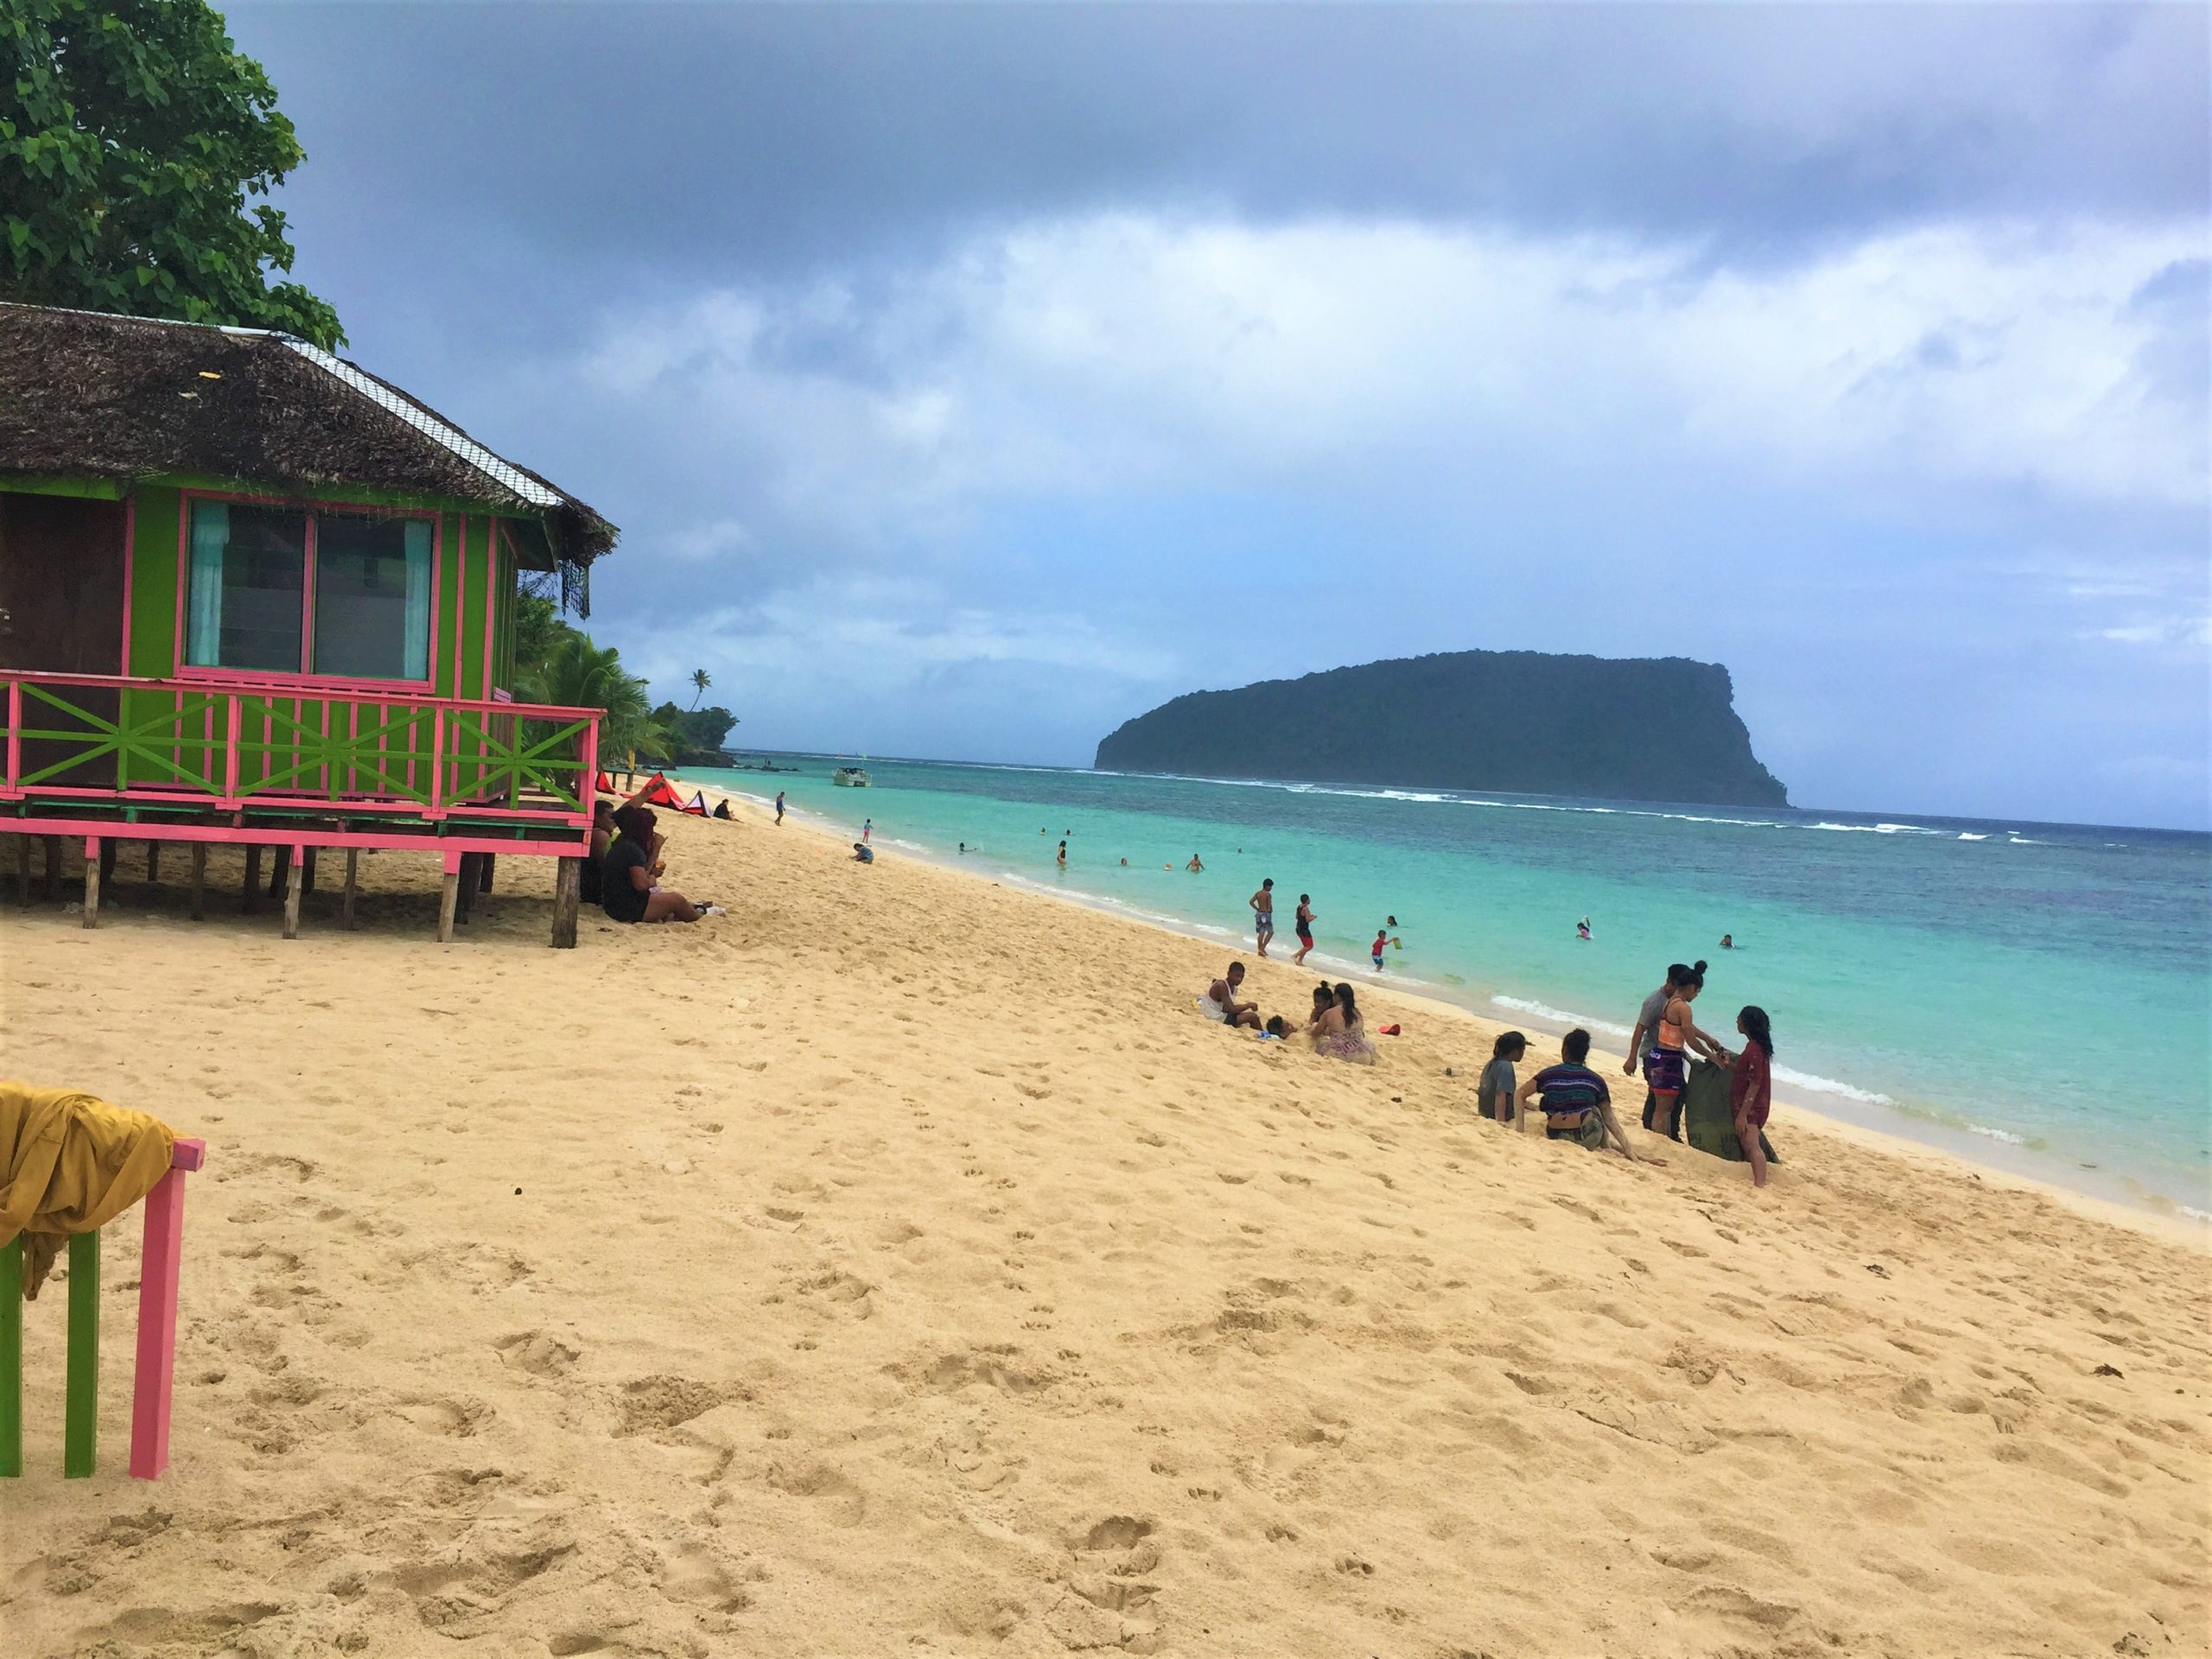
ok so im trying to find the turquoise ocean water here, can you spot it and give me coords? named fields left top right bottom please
left=687, top=757, right=2212, bottom=1216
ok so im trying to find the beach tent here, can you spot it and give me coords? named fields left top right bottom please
left=683, top=791, right=711, bottom=817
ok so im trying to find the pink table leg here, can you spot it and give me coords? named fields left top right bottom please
left=130, top=1137, right=205, bottom=1481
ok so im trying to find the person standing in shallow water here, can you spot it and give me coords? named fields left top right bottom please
left=1250, top=878, right=1275, bottom=957
left=1057, top=839, right=1068, bottom=868
left=1293, top=893, right=1316, bottom=965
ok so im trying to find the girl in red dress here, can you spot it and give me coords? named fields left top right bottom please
left=1731, top=1006, right=1775, bottom=1189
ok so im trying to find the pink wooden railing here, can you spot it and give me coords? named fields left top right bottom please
left=0, top=670, right=600, bottom=840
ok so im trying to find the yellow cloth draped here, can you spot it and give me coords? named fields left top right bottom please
left=0, top=1082, right=175, bottom=1300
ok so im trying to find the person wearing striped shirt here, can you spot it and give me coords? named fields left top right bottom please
left=1517, top=1028, right=1666, bottom=1165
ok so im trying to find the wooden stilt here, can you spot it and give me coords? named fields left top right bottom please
left=478, top=854, right=495, bottom=893
left=454, top=852, right=480, bottom=926
left=189, top=842, right=207, bottom=921
left=81, top=836, right=101, bottom=929
left=0, top=1237, right=20, bottom=1478
left=301, top=847, right=318, bottom=894
left=99, top=838, right=117, bottom=885
left=242, top=844, right=262, bottom=913
left=282, top=844, right=303, bottom=940
left=63, top=1230, right=99, bottom=1477
left=437, top=870, right=461, bottom=942
left=267, top=844, right=289, bottom=900
left=551, top=855, right=581, bottom=949
left=145, top=841, right=161, bottom=884
left=42, top=836, right=60, bottom=901
left=130, top=1139, right=203, bottom=1482
left=341, top=849, right=359, bottom=931
left=15, top=835, right=28, bottom=908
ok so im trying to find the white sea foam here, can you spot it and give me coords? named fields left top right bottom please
left=1770, top=1063, right=1896, bottom=1105
left=1957, top=832, right=1989, bottom=841
left=1965, top=1124, right=2030, bottom=1146
left=1490, top=995, right=1633, bottom=1039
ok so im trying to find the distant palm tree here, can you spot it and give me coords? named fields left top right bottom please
left=690, top=667, right=712, bottom=709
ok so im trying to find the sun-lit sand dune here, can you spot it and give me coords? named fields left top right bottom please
left=3, top=797, right=2205, bottom=1658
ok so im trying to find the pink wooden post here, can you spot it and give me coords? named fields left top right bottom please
left=129, top=1137, right=205, bottom=1481
left=6, top=677, right=20, bottom=789
left=221, top=695, right=242, bottom=802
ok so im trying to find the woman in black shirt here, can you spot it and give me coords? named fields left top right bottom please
left=602, top=807, right=714, bottom=923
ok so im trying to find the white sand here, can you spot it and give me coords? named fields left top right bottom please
left=3, top=799, right=2206, bottom=1657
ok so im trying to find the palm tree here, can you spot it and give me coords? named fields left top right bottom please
left=690, top=667, right=712, bottom=709
left=521, top=632, right=671, bottom=763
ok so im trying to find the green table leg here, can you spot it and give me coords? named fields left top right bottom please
left=0, top=1237, right=21, bottom=1478
left=64, top=1230, right=99, bottom=1478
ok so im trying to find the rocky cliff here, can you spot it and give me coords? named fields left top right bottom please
left=1094, top=650, right=1788, bottom=807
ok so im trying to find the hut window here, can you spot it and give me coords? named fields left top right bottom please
left=186, top=502, right=306, bottom=672
left=186, top=501, right=432, bottom=681
left=314, top=513, right=432, bottom=680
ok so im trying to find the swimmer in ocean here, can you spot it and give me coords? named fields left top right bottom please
left=1577, top=917, right=1592, bottom=941
left=1186, top=854, right=1205, bottom=873
left=1720, top=933, right=1734, bottom=949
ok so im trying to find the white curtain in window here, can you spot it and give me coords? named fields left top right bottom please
left=402, top=518, right=432, bottom=680
left=186, top=501, right=229, bottom=665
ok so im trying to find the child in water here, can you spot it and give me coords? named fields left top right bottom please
left=1371, top=929, right=1389, bottom=971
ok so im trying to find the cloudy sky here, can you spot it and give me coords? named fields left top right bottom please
left=232, top=3, right=2208, bottom=828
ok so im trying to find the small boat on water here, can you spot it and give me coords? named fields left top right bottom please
left=833, top=766, right=872, bottom=787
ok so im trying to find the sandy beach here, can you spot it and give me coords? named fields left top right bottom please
left=3, top=794, right=2207, bottom=1658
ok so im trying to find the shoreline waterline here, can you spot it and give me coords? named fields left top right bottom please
left=676, top=766, right=2209, bottom=1241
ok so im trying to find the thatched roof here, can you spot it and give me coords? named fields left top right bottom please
left=0, top=302, right=617, bottom=588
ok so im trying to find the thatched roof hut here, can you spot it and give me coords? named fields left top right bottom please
left=0, top=302, right=614, bottom=607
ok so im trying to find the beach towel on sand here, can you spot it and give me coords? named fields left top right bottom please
left=1681, top=1059, right=1779, bottom=1166
left=0, top=1083, right=175, bottom=1299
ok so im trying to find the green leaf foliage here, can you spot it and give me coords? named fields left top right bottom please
left=652, top=700, right=736, bottom=765
left=0, top=0, right=343, bottom=345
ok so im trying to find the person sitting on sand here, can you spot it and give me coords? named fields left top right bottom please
left=712, top=798, right=734, bottom=820
left=1186, top=854, right=1205, bottom=873
left=603, top=807, right=715, bottom=924
left=853, top=842, right=874, bottom=864
left=1203, top=963, right=1262, bottom=1029
left=1263, top=1015, right=1293, bottom=1039
left=1314, top=982, right=1378, bottom=1065
left=1648, top=967, right=1731, bottom=1141
left=580, top=798, right=617, bottom=907
left=1730, top=1006, right=1774, bottom=1188
left=1250, top=878, right=1275, bottom=957
left=1303, top=982, right=1335, bottom=1035
left=1518, top=1029, right=1663, bottom=1163
left=1478, top=1030, right=1526, bottom=1124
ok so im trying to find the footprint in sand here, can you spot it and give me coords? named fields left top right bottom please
left=494, top=1331, right=580, bottom=1379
